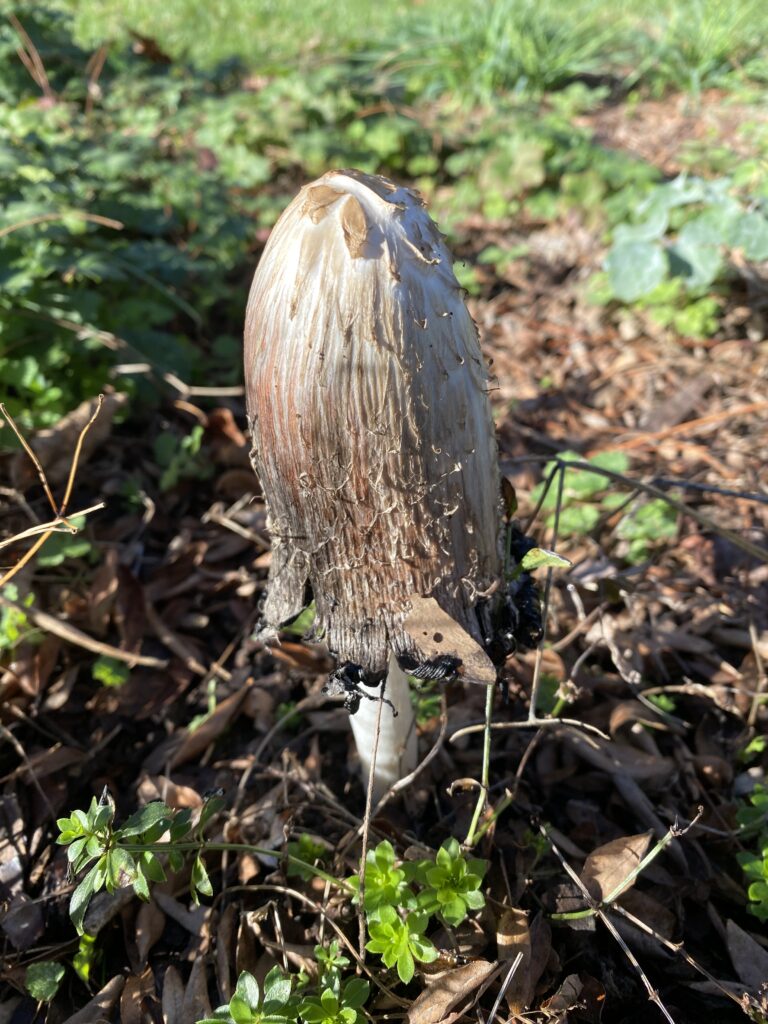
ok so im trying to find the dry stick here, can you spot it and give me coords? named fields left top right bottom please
left=0, top=503, right=106, bottom=551
left=609, top=903, right=761, bottom=1013
left=747, top=618, right=767, bottom=728
left=0, top=397, right=105, bottom=587
left=487, top=952, right=524, bottom=1024
left=8, top=13, right=55, bottom=99
left=0, top=211, right=123, bottom=240
left=590, top=399, right=768, bottom=454
left=0, top=590, right=167, bottom=667
left=541, top=813, right=704, bottom=1024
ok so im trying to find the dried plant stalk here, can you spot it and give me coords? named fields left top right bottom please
left=245, top=170, right=501, bottom=677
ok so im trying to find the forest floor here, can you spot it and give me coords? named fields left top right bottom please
left=2, top=54, right=768, bottom=1024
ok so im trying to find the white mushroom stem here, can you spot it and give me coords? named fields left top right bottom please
left=348, top=655, right=418, bottom=803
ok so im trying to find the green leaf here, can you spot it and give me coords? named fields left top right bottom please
left=70, top=861, right=102, bottom=935
left=263, top=965, right=292, bottom=1006
left=606, top=241, right=667, bottom=302
left=234, top=971, right=260, bottom=1011
left=191, top=855, right=213, bottom=899
left=519, top=547, right=572, bottom=573
left=118, top=801, right=173, bottom=838
left=730, top=211, right=768, bottom=260
left=26, top=961, right=65, bottom=1001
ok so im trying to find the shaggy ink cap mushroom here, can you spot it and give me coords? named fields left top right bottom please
left=244, top=169, right=503, bottom=681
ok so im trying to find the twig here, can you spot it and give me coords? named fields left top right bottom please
left=0, top=211, right=123, bottom=239
left=464, top=681, right=495, bottom=848
left=593, top=399, right=768, bottom=453
left=540, top=820, right=694, bottom=1023
left=0, top=397, right=105, bottom=587
left=8, top=13, right=55, bottom=100
left=0, top=590, right=167, bottom=668
left=527, top=463, right=564, bottom=722
left=449, top=717, right=611, bottom=743
left=747, top=618, right=767, bottom=728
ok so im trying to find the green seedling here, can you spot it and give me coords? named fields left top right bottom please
left=364, top=907, right=438, bottom=985
left=197, top=966, right=297, bottom=1024
left=285, top=834, right=328, bottom=882
left=91, top=655, right=130, bottom=688
left=407, top=837, right=486, bottom=927
left=736, top=785, right=768, bottom=921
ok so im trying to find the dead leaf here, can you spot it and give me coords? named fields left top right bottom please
left=161, top=965, right=184, bottom=1024
left=181, top=954, right=212, bottom=1022
left=406, top=960, right=497, bottom=1024
left=62, top=974, right=125, bottom=1024
left=496, top=907, right=532, bottom=1012
left=138, top=774, right=203, bottom=809
left=726, top=919, right=768, bottom=993
left=581, top=832, right=654, bottom=902
left=0, top=893, right=43, bottom=950
left=88, top=547, right=119, bottom=635
left=136, top=899, right=166, bottom=966
left=541, top=972, right=583, bottom=1013
left=120, top=967, right=155, bottom=1024
left=404, top=596, right=497, bottom=685
left=153, top=891, right=208, bottom=936
left=11, top=392, right=127, bottom=488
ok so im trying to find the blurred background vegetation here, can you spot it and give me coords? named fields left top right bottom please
left=1, top=0, right=767, bottom=435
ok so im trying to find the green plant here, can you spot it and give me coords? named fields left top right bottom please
left=25, top=961, right=65, bottom=1002
left=298, top=976, right=369, bottom=1024
left=55, top=793, right=347, bottom=936
left=154, top=425, right=213, bottom=491
left=599, top=174, right=768, bottom=333
left=736, top=785, right=768, bottom=921
left=91, top=654, right=130, bottom=687
left=348, top=839, right=487, bottom=982
left=615, top=498, right=678, bottom=562
left=409, top=837, right=486, bottom=926
left=0, top=583, right=38, bottom=651
left=197, top=966, right=297, bottom=1024
left=365, top=907, right=437, bottom=985
left=285, top=834, right=328, bottom=882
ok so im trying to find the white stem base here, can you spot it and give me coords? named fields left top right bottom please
left=348, top=654, right=418, bottom=803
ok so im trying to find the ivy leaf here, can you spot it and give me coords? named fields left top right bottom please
left=606, top=241, right=666, bottom=301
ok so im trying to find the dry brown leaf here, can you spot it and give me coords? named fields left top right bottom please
left=167, top=678, right=254, bottom=769
left=153, top=891, right=208, bottom=936
left=181, top=954, right=212, bottom=1022
left=215, top=903, right=239, bottom=1003
left=138, top=774, right=203, bottom=809
left=88, top=546, right=119, bottom=635
left=581, top=831, right=654, bottom=902
left=726, top=919, right=768, bottom=993
left=161, top=965, right=184, bottom=1024
left=136, top=899, right=166, bottom=966
left=62, top=974, right=125, bottom=1024
left=541, top=972, right=583, bottom=1014
left=496, top=907, right=532, bottom=1013
left=404, top=596, right=496, bottom=685
left=406, top=960, right=497, bottom=1024
left=120, top=967, right=155, bottom=1024
left=11, top=392, right=127, bottom=488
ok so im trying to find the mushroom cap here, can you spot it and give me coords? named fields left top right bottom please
left=245, top=169, right=502, bottom=675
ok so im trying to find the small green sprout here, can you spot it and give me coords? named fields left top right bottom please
left=365, top=907, right=438, bottom=984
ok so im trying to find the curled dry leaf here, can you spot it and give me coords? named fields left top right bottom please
left=580, top=831, right=654, bottom=903
left=406, top=960, right=497, bottom=1024
left=138, top=774, right=204, bottom=809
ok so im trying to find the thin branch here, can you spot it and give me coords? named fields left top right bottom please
left=0, top=211, right=123, bottom=240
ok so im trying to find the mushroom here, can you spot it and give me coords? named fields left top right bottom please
left=244, top=169, right=503, bottom=800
